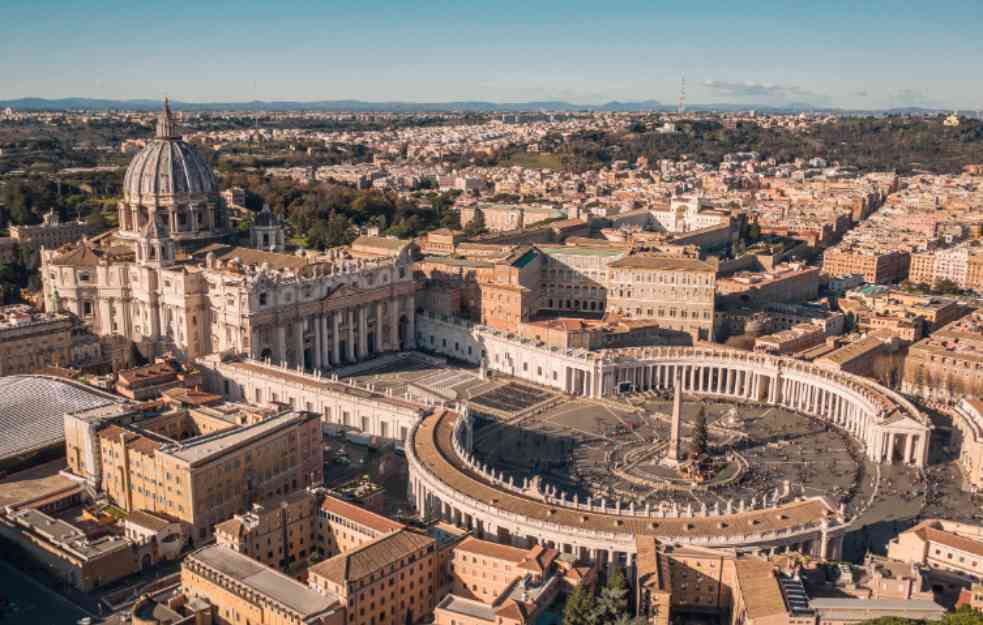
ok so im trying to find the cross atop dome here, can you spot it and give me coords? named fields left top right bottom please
left=156, top=96, right=179, bottom=139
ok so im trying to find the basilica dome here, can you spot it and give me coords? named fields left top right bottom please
left=116, top=99, right=227, bottom=243
left=122, top=101, right=217, bottom=204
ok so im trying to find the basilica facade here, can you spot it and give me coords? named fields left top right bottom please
left=41, top=101, right=416, bottom=366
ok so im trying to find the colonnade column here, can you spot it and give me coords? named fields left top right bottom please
left=326, top=313, right=334, bottom=367
left=347, top=309, right=356, bottom=362
left=376, top=301, right=386, bottom=353
left=276, top=325, right=287, bottom=363
left=332, top=311, right=341, bottom=364
left=405, top=295, right=416, bottom=349
left=358, top=305, right=368, bottom=358
left=295, top=319, right=305, bottom=369
left=313, top=314, right=323, bottom=369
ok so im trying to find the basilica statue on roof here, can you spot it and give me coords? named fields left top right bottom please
left=41, top=101, right=417, bottom=365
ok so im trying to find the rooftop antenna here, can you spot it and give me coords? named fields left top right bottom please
left=677, top=75, right=686, bottom=115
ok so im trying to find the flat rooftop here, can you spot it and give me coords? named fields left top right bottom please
left=189, top=545, right=339, bottom=617
left=436, top=595, right=496, bottom=621
left=0, top=459, right=77, bottom=509
left=165, top=411, right=309, bottom=464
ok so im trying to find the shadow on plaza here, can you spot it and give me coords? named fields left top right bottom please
left=473, top=419, right=594, bottom=496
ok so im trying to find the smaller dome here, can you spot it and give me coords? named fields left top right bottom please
left=253, top=204, right=281, bottom=227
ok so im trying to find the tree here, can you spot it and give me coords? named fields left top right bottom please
left=308, top=211, right=356, bottom=250
left=689, top=406, right=708, bottom=460
left=563, top=582, right=597, bottom=625
left=942, top=604, right=983, bottom=625
left=594, top=566, right=629, bottom=624
left=85, top=210, right=108, bottom=230
left=934, top=278, right=961, bottom=295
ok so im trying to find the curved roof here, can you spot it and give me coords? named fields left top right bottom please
left=123, top=139, right=217, bottom=202
left=413, top=409, right=837, bottom=543
left=0, top=375, right=122, bottom=461
left=122, top=101, right=217, bottom=203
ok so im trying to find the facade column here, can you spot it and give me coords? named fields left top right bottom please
left=276, top=324, right=287, bottom=364
left=389, top=298, right=399, bottom=352
left=322, top=314, right=331, bottom=366
left=250, top=327, right=260, bottom=359
left=903, top=434, right=914, bottom=465
left=332, top=311, right=341, bottom=365
left=405, top=295, right=416, bottom=349
left=347, top=308, right=356, bottom=362
left=376, top=301, right=385, bottom=353
left=313, top=314, right=322, bottom=370
left=358, top=305, right=368, bottom=359
left=295, top=319, right=305, bottom=369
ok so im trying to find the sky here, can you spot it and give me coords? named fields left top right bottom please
left=2, top=0, right=981, bottom=110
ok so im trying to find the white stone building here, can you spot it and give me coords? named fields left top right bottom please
left=41, top=102, right=417, bottom=365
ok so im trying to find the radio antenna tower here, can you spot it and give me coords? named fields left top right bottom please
left=677, top=75, right=686, bottom=114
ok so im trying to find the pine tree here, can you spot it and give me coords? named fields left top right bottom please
left=689, top=406, right=708, bottom=460
left=594, top=566, right=629, bottom=624
left=563, top=582, right=597, bottom=625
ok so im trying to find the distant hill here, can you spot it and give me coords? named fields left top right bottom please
left=0, top=97, right=961, bottom=115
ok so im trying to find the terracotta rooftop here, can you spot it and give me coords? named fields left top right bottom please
left=309, top=529, right=435, bottom=585
left=126, top=509, right=176, bottom=532
left=196, top=244, right=310, bottom=271
left=917, top=525, right=983, bottom=559
left=734, top=559, right=787, bottom=620
left=50, top=242, right=102, bottom=267
left=321, top=495, right=405, bottom=534
left=455, top=536, right=530, bottom=563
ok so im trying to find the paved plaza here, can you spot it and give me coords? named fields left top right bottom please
left=341, top=358, right=971, bottom=561
left=471, top=394, right=872, bottom=515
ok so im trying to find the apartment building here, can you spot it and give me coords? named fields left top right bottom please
left=754, top=324, right=826, bottom=355
left=9, top=208, right=97, bottom=253
left=538, top=244, right=620, bottom=316
left=319, top=494, right=405, bottom=557
left=887, top=519, right=983, bottom=587
left=182, top=544, right=344, bottom=625
left=308, top=529, right=439, bottom=625
left=215, top=489, right=322, bottom=576
left=460, top=203, right=566, bottom=232
left=903, top=310, right=983, bottom=401
left=0, top=304, right=73, bottom=375
left=717, top=264, right=820, bottom=308
left=95, top=406, right=323, bottom=542
left=634, top=538, right=810, bottom=625
left=822, top=249, right=910, bottom=285
left=435, top=536, right=582, bottom=625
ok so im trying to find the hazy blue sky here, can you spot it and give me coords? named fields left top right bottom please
left=2, top=0, right=981, bottom=109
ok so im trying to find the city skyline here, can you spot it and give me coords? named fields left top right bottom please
left=3, top=0, right=982, bottom=110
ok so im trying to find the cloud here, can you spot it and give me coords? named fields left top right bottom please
left=702, top=79, right=831, bottom=105
left=852, top=89, right=869, bottom=98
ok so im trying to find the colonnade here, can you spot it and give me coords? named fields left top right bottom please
left=567, top=351, right=931, bottom=467
left=249, top=294, right=415, bottom=371
left=406, top=410, right=842, bottom=565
